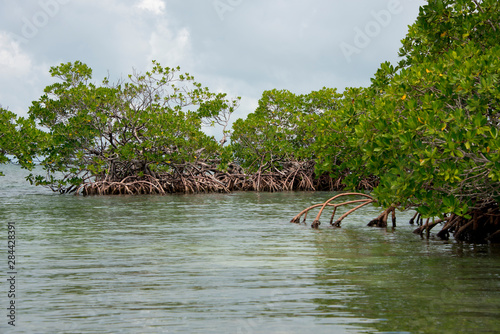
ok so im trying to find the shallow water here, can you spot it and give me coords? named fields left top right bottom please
left=1, top=165, right=500, bottom=333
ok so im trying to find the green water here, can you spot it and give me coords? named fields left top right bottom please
left=1, top=165, right=500, bottom=333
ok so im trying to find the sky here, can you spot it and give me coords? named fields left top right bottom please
left=0, top=0, right=426, bottom=136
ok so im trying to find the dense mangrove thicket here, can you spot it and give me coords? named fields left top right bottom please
left=292, top=0, right=500, bottom=243
left=1, top=0, right=499, bottom=242
left=25, top=60, right=241, bottom=194
left=79, top=161, right=377, bottom=195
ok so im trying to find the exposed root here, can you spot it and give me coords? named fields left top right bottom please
left=367, top=206, right=396, bottom=228
left=290, top=203, right=338, bottom=225
left=413, top=217, right=448, bottom=238
left=290, top=189, right=499, bottom=243
left=290, top=193, right=375, bottom=229
left=435, top=206, right=500, bottom=243
left=76, top=160, right=379, bottom=196
left=408, top=205, right=500, bottom=243
left=333, top=200, right=375, bottom=227
left=409, top=212, right=426, bottom=227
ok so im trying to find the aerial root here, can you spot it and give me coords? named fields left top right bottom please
left=412, top=216, right=449, bottom=238
left=367, top=206, right=396, bottom=228
left=290, top=193, right=375, bottom=229
left=409, top=211, right=422, bottom=225
left=409, top=206, right=500, bottom=243
left=74, top=160, right=381, bottom=195
left=291, top=193, right=500, bottom=243
left=435, top=207, right=500, bottom=243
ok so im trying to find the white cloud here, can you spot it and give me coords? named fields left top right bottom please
left=0, top=31, right=32, bottom=75
left=148, top=24, right=192, bottom=68
left=0, top=0, right=426, bottom=122
left=136, top=0, right=166, bottom=15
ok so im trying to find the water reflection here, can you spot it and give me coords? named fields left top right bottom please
left=311, top=217, right=500, bottom=334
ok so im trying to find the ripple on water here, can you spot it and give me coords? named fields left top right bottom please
left=1, top=165, right=500, bottom=333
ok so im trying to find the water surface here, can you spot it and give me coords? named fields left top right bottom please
left=1, top=165, right=499, bottom=333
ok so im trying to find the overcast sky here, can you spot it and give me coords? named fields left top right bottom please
left=0, top=0, right=426, bottom=135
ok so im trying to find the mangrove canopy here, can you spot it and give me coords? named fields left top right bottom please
left=1, top=0, right=499, bottom=243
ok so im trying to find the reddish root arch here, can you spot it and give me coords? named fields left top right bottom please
left=291, top=194, right=500, bottom=243
left=290, top=193, right=375, bottom=229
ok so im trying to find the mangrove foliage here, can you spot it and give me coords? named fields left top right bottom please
left=1, top=0, right=499, bottom=242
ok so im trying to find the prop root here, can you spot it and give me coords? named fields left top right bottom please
left=290, top=193, right=375, bottom=229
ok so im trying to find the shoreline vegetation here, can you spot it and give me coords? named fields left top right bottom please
left=78, top=161, right=378, bottom=195
left=1, top=0, right=499, bottom=243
